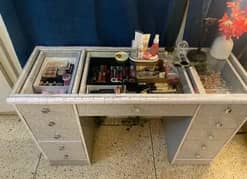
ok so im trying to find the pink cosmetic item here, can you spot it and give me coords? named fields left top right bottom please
left=150, top=34, right=160, bottom=56
left=63, top=73, right=71, bottom=86
left=143, top=51, right=152, bottom=59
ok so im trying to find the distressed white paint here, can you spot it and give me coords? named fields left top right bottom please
left=0, top=15, right=21, bottom=76
left=0, top=70, right=13, bottom=112
left=0, top=15, right=22, bottom=113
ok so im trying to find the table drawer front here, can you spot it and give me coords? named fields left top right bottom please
left=177, top=140, right=225, bottom=159
left=17, top=104, right=74, bottom=120
left=39, top=141, right=86, bottom=161
left=192, top=117, right=245, bottom=129
left=77, top=104, right=197, bottom=116
left=17, top=104, right=78, bottom=129
left=193, top=104, right=247, bottom=129
left=186, top=128, right=235, bottom=141
left=32, top=127, right=81, bottom=141
left=23, top=113, right=78, bottom=130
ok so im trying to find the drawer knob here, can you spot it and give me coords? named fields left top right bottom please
left=208, top=135, right=215, bottom=140
left=54, top=134, right=61, bottom=139
left=48, top=121, right=56, bottom=127
left=64, top=154, right=69, bottom=159
left=201, top=144, right=207, bottom=150
left=195, top=154, right=201, bottom=158
left=134, top=107, right=140, bottom=113
left=215, top=122, right=223, bottom=128
left=58, top=146, right=65, bottom=151
left=224, top=107, right=232, bottom=114
left=41, top=108, right=50, bottom=114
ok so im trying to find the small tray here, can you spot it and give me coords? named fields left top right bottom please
left=33, top=51, right=81, bottom=94
left=189, top=56, right=247, bottom=94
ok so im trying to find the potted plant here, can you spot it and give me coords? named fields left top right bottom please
left=210, top=0, right=247, bottom=59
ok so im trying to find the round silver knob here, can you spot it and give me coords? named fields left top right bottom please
left=201, top=144, right=207, bottom=150
left=224, top=107, right=232, bottom=114
left=54, top=134, right=61, bottom=139
left=48, top=121, right=56, bottom=127
left=208, top=135, right=215, bottom=140
left=215, top=122, right=223, bottom=128
left=59, top=146, right=65, bottom=151
left=41, top=108, right=50, bottom=114
left=195, top=154, right=201, bottom=158
left=64, top=154, right=69, bottom=159
left=135, top=107, right=140, bottom=113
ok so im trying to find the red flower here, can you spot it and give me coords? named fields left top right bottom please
left=218, top=0, right=247, bottom=39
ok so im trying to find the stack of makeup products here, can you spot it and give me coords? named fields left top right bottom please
left=39, top=62, right=74, bottom=86
left=33, top=61, right=74, bottom=94
left=86, top=57, right=183, bottom=94
left=89, top=64, right=136, bottom=84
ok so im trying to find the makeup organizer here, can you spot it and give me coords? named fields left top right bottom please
left=84, top=56, right=192, bottom=95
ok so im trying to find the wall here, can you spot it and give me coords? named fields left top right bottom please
left=0, top=0, right=33, bottom=66
left=0, top=70, right=13, bottom=112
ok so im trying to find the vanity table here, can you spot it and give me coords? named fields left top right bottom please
left=7, top=46, right=247, bottom=165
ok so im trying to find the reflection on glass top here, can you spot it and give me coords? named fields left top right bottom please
left=191, top=52, right=245, bottom=94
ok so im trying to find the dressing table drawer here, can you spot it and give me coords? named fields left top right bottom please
left=186, top=128, right=235, bottom=141
left=192, top=104, right=247, bottom=129
left=191, top=116, right=246, bottom=129
left=39, top=141, right=87, bottom=161
left=17, top=104, right=78, bottom=129
left=18, top=111, right=78, bottom=130
left=77, top=104, right=197, bottom=116
left=17, top=104, right=75, bottom=120
left=31, top=127, right=81, bottom=141
left=177, top=140, right=225, bottom=159
left=17, top=104, right=80, bottom=140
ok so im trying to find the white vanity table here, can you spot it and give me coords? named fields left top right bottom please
left=7, top=46, right=247, bottom=165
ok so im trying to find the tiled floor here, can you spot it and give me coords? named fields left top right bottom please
left=1, top=115, right=247, bottom=179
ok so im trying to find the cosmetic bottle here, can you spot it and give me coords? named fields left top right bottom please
left=138, top=42, right=144, bottom=60
left=130, top=40, right=138, bottom=59
left=142, top=34, right=150, bottom=52
left=150, top=34, right=160, bottom=56
left=164, top=62, right=179, bottom=86
left=63, top=73, right=71, bottom=86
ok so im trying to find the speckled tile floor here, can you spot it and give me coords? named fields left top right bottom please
left=0, top=115, right=247, bottom=179
left=0, top=115, right=40, bottom=179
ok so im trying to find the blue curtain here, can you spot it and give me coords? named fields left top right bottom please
left=1, top=0, right=185, bottom=65
left=12, top=0, right=175, bottom=46
left=1, top=0, right=238, bottom=66
left=184, top=0, right=227, bottom=47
